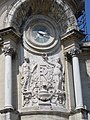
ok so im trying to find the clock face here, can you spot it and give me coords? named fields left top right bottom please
left=24, top=15, right=59, bottom=54
left=32, top=25, right=50, bottom=43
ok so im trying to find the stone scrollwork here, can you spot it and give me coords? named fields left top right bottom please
left=68, top=47, right=81, bottom=57
left=65, top=47, right=81, bottom=60
left=21, top=56, right=65, bottom=108
left=2, top=47, right=15, bottom=56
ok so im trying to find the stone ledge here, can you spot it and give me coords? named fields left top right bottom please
left=20, top=110, right=69, bottom=118
left=70, top=108, right=89, bottom=115
left=0, top=108, right=19, bottom=114
left=61, top=29, right=85, bottom=41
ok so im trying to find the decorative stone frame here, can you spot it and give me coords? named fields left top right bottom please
left=23, top=15, right=59, bottom=54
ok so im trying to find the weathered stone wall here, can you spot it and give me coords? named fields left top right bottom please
left=79, top=51, right=90, bottom=110
left=0, top=0, right=89, bottom=120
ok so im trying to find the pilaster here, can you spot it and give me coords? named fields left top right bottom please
left=3, top=46, right=15, bottom=109
left=0, top=27, right=21, bottom=120
left=61, top=29, right=88, bottom=119
left=68, top=47, right=83, bottom=109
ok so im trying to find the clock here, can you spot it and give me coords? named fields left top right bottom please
left=24, top=15, right=59, bottom=54
left=32, top=24, right=50, bottom=43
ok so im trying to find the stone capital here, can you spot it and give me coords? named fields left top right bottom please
left=2, top=38, right=16, bottom=56
left=2, top=47, right=15, bottom=56
left=64, top=47, right=81, bottom=61
left=68, top=47, right=81, bottom=57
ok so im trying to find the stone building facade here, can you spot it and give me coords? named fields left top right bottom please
left=0, top=0, right=90, bottom=120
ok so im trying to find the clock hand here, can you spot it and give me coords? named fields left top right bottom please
left=37, top=31, right=47, bottom=36
left=37, top=31, right=49, bottom=39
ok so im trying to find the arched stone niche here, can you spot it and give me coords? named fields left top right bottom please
left=3, top=0, right=77, bottom=114
left=4, top=0, right=78, bottom=36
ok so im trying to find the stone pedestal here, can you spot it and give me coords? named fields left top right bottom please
left=0, top=27, right=20, bottom=120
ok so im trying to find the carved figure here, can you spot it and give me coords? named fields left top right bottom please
left=42, top=54, right=64, bottom=91
left=53, top=58, right=63, bottom=90
left=21, top=58, right=31, bottom=91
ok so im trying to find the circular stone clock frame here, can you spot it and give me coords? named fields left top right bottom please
left=23, top=15, right=60, bottom=54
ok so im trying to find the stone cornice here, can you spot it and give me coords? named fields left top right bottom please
left=0, top=27, right=21, bottom=44
left=0, top=27, right=21, bottom=37
left=61, top=29, right=85, bottom=52
left=61, top=29, right=85, bottom=42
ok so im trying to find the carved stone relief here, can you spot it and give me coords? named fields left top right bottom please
left=21, top=58, right=31, bottom=92
left=20, top=54, right=65, bottom=108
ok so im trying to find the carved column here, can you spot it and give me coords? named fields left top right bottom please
left=69, top=47, right=83, bottom=109
left=3, top=47, right=14, bottom=108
